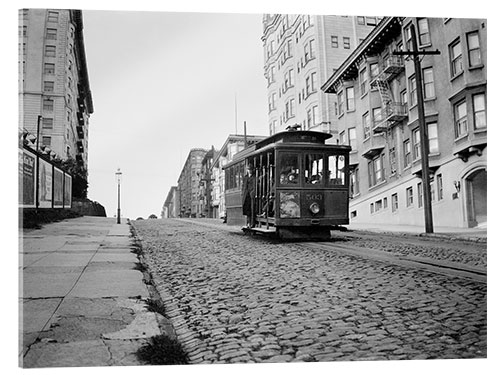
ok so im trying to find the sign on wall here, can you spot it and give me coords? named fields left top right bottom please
left=64, top=173, right=72, bottom=208
left=38, top=158, right=53, bottom=208
left=20, top=148, right=37, bottom=208
left=53, top=168, right=64, bottom=208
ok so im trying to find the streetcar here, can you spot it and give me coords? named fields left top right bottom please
left=223, top=128, right=351, bottom=240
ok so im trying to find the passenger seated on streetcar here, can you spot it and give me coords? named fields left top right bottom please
left=280, top=166, right=299, bottom=184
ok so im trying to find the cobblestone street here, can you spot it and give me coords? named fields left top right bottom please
left=133, top=218, right=487, bottom=364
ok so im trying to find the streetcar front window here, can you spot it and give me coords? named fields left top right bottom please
left=327, top=154, right=346, bottom=185
left=304, top=154, right=324, bottom=185
left=279, top=153, right=300, bottom=185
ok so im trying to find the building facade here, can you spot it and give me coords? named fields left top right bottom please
left=161, top=186, right=179, bottom=218
left=322, top=17, right=487, bottom=228
left=211, top=135, right=266, bottom=219
left=177, top=148, right=208, bottom=218
left=19, top=9, right=93, bottom=172
left=262, top=14, right=380, bottom=137
left=199, top=147, right=217, bottom=218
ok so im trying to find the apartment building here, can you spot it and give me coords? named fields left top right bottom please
left=262, top=14, right=380, bottom=137
left=322, top=17, right=487, bottom=228
left=19, top=9, right=93, bottom=172
left=161, top=186, right=179, bottom=218
left=211, top=134, right=266, bottom=219
left=177, top=148, right=208, bottom=218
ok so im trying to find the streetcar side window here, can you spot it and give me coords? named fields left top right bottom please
left=279, top=153, right=300, bottom=185
left=327, top=154, right=346, bottom=185
left=304, top=154, right=324, bottom=185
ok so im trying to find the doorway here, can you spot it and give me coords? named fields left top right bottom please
left=465, top=168, right=487, bottom=227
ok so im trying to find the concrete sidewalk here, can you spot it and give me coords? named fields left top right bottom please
left=346, top=222, right=487, bottom=243
left=19, top=216, right=163, bottom=368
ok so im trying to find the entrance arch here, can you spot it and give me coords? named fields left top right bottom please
left=465, top=168, right=487, bottom=227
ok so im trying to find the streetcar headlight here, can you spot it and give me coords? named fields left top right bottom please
left=309, top=202, right=320, bottom=214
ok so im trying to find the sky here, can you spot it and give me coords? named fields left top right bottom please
left=82, top=10, right=270, bottom=219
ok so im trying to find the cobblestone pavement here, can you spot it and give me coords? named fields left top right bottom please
left=133, top=218, right=487, bottom=364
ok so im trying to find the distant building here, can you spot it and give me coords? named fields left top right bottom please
left=178, top=148, right=208, bottom=218
left=19, top=9, right=93, bottom=172
left=161, top=186, right=179, bottom=218
left=322, top=17, right=487, bottom=228
left=212, top=134, right=266, bottom=219
left=262, top=14, right=380, bottom=137
left=199, top=147, right=217, bottom=218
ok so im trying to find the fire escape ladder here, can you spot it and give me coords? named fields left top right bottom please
left=372, top=77, right=392, bottom=133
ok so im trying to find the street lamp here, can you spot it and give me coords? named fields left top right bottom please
left=115, top=168, right=122, bottom=224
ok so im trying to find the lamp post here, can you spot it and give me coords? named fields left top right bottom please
left=115, top=168, right=122, bottom=224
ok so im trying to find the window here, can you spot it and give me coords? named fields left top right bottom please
left=389, top=147, right=397, bottom=174
left=423, top=67, right=435, bottom=99
left=357, top=16, right=365, bottom=25
left=42, top=136, right=51, bottom=147
left=305, top=72, right=317, bottom=97
left=268, top=93, right=276, bottom=112
left=279, top=153, right=300, bottom=185
left=375, top=199, right=383, bottom=212
left=267, top=66, right=275, bottom=85
left=328, top=154, right=346, bottom=185
left=348, top=128, right=357, bottom=151
left=304, top=154, right=324, bottom=185
left=406, top=187, right=414, bottom=207
left=473, top=93, right=486, bottom=129
left=404, top=24, right=412, bottom=50
left=339, top=131, right=346, bottom=145
left=370, top=63, right=379, bottom=80
left=403, top=140, right=411, bottom=168
left=400, top=90, right=408, bottom=106
left=383, top=197, right=388, bottom=209
left=47, top=11, right=59, bottom=23
left=454, top=100, right=468, bottom=138
left=360, top=68, right=367, bottom=96
left=43, top=98, right=54, bottom=111
left=343, top=37, right=350, bottom=49
left=428, top=122, right=439, bottom=153
left=45, top=45, right=56, bottom=57
left=409, top=76, right=417, bottom=107
left=391, top=193, right=399, bottom=212
left=338, top=90, right=344, bottom=115
left=450, top=39, right=463, bottom=77
left=44, top=63, right=55, bottom=74
left=346, top=87, right=355, bottom=111
left=467, top=31, right=481, bottom=67
left=350, top=167, right=359, bottom=196
left=304, top=39, right=316, bottom=63
left=413, top=128, right=421, bottom=160
left=42, top=118, right=53, bottom=129
left=373, top=107, right=382, bottom=127
left=43, top=81, right=54, bottom=92
left=417, top=182, right=423, bottom=208
left=362, top=112, right=371, bottom=139
left=437, top=174, right=443, bottom=200
left=285, top=98, right=295, bottom=120
left=307, top=105, right=319, bottom=128
left=284, top=69, right=294, bottom=91
left=331, top=35, right=338, bottom=48
left=417, top=18, right=430, bottom=45
left=368, top=154, right=385, bottom=187
left=46, top=28, right=57, bottom=40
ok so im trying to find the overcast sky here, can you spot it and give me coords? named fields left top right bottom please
left=83, top=10, right=269, bottom=219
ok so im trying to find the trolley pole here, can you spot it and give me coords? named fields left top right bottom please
left=393, top=23, right=440, bottom=233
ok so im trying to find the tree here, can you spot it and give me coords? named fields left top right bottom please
left=148, top=214, right=158, bottom=219
left=52, top=157, right=88, bottom=199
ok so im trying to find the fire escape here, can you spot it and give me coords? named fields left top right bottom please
left=370, top=55, right=407, bottom=133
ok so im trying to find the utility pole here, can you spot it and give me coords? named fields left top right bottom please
left=393, top=22, right=440, bottom=233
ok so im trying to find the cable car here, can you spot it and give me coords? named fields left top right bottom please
left=223, top=128, right=351, bottom=239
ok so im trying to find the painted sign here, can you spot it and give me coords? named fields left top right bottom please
left=38, top=158, right=53, bottom=208
left=64, top=173, right=72, bottom=207
left=20, top=149, right=37, bottom=207
left=53, top=168, right=64, bottom=208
